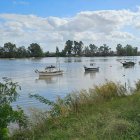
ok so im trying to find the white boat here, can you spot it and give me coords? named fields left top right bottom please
left=84, top=63, right=99, bottom=72
left=35, top=65, right=63, bottom=76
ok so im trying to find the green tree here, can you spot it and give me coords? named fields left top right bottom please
left=116, top=44, right=138, bottom=56
left=56, top=46, right=60, bottom=56
left=89, top=44, right=98, bottom=56
left=77, top=41, right=83, bottom=55
left=3, top=42, right=17, bottom=58
left=116, top=44, right=124, bottom=56
left=0, top=78, right=28, bottom=139
left=60, top=49, right=67, bottom=57
left=17, top=46, right=29, bottom=58
left=73, top=41, right=79, bottom=55
left=125, top=44, right=134, bottom=56
left=44, top=51, right=50, bottom=57
left=84, top=46, right=90, bottom=56
left=28, top=43, right=44, bottom=57
left=64, top=40, right=73, bottom=55
left=99, top=44, right=111, bottom=56
left=73, top=41, right=83, bottom=56
left=98, top=46, right=104, bottom=55
left=133, top=47, right=138, bottom=55
left=0, top=47, right=5, bottom=58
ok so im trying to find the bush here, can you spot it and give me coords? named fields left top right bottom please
left=94, top=81, right=126, bottom=99
left=0, top=78, right=27, bottom=140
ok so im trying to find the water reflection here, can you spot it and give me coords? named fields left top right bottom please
left=84, top=71, right=99, bottom=79
left=64, top=57, right=73, bottom=63
left=102, top=58, right=108, bottom=62
left=64, top=57, right=82, bottom=63
left=123, top=65, right=135, bottom=69
left=74, top=57, right=82, bottom=62
left=35, top=75, right=63, bottom=85
left=89, top=58, right=95, bottom=62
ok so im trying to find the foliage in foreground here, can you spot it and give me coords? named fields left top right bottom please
left=11, top=80, right=140, bottom=140
left=0, top=78, right=28, bottom=140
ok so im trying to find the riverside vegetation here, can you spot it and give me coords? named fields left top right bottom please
left=1, top=79, right=139, bottom=140
left=0, top=78, right=28, bottom=140
left=0, top=41, right=139, bottom=58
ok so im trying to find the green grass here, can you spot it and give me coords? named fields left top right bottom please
left=11, top=81, right=140, bottom=140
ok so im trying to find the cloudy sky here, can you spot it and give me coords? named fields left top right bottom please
left=0, top=0, right=140, bottom=51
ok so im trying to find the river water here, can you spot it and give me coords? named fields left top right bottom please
left=0, top=56, right=140, bottom=110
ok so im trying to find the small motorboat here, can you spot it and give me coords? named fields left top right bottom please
left=35, top=65, right=63, bottom=76
left=84, top=66, right=99, bottom=71
left=84, top=63, right=99, bottom=72
left=121, top=61, right=135, bottom=67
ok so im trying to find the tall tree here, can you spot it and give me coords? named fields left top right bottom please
left=64, top=40, right=73, bottom=55
left=17, top=46, right=29, bottom=58
left=116, top=44, right=124, bottom=56
left=56, top=46, right=60, bottom=56
left=84, top=46, right=90, bottom=56
left=133, top=47, right=138, bottom=55
left=89, top=44, right=98, bottom=56
left=125, top=44, right=133, bottom=56
left=3, top=42, right=17, bottom=58
left=77, top=41, right=83, bottom=55
left=99, top=44, right=110, bottom=56
left=73, top=41, right=83, bottom=55
left=0, top=47, right=5, bottom=58
left=73, top=41, right=79, bottom=55
left=28, top=43, right=44, bottom=57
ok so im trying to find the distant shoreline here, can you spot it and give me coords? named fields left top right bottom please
left=0, top=55, right=139, bottom=59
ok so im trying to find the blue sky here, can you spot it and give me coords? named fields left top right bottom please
left=0, top=0, right=139, bottom=17
left=0, top=0, right=140, bottom=51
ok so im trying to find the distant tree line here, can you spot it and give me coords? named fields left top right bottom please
left=116, top=44, right=138, bottom=56
left=0, top=42, right=44, bottom=58
left=55, top=40, right=138, bottom=57
left=0, top=41, right=139, bottom=58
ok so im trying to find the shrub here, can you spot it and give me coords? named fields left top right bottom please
left=0, top=78, right=27, bottom=139
left=94, top=81, right=126, bottom=99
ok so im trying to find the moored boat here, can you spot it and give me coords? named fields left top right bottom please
left=121, top=61, right=135, bottom=67
left=84, top=66, right=99, bottom=71
left=84, top=63, right=99, bottom=72
left=35, top=65, right=63, bottom=76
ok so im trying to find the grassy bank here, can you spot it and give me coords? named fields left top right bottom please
left=11, top=81, right=140, bottom=140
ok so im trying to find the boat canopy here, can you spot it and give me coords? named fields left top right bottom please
left=45, top=65, right=56, bottom=69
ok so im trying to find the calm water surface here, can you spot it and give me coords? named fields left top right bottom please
left=0, top=57, right=140, bottom=110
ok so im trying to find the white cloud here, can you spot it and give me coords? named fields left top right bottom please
left=0, top=8, right=140, bottom=51
left=109, top=31, right=134, bottom=39
left=47, top=17, right=68, bottom=28
left=59, top=10, right=134, bottom=33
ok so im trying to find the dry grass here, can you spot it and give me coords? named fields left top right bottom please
left=11, top=81, right=140, bottom=140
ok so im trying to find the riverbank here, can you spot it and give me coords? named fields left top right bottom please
left=11, top=81, right=140, bottom=140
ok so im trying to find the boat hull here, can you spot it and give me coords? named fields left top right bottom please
left=84, top=66, right=99, bottom=71
left=122, top=62, right=135, bottom=66
left=38, top=71, right=63, bottom=76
